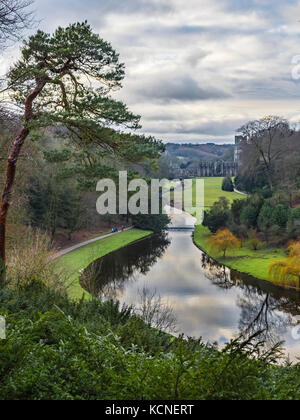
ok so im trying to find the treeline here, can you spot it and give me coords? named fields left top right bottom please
left=204, top=193, right=300, bottom=247
left=236, top=116, right=300, bottom=197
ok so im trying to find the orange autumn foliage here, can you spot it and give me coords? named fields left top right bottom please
left=208, top=228, right=241, bottom=258
left=269, top=241, right=300, bottom=289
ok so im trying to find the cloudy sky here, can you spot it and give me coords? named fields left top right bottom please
left=4, top=0, right=300, bottom=144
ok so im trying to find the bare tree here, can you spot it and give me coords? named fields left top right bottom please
left=274, top=131, right=300, bottom=202
left=134, top=287, right=177, bottom=333
left=0, top=0, right=34, bottom=47
left=237, top=116, right=291, bottom=189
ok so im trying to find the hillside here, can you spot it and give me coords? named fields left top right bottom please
left=166, top=143, right=235, bottom=162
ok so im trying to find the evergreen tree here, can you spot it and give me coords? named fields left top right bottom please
left=0, top=22, right=164, bottom=273
left=222, top=176, right=234, bottom=192
left=240, top=204, right=258, bottom=228
left=270, top=204, right=289, bottom=228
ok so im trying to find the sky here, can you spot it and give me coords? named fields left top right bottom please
left=3, top=0, right=300, bottom=144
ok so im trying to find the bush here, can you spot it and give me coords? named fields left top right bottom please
left=6, top=228, right=66, bottom=293
left=271, top=205, right=289, bottom=228
left=248, top=237, right=264, bottom=251
left=231, top=199, right=246, bottom=224
left=222, top=176, right=234, bottom=192
left=258, top=203, right=273, bottom=231
left=287, top=207, right=300, bottom=239
left=132, top=213, right=170, bottom=234
left=240, top=205, right=258, bottom=228
left=0, top=283, right=300, bottom=400
left=203, top=197, right=231, bottom=233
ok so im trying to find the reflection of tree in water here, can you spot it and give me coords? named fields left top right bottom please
left=201, top=253, right=300, bottom=354
left=237, top=288, right=289, bottom=350
left=80, top=234, right=170, bottom=299
left=200, top=254, right=234, bottom=289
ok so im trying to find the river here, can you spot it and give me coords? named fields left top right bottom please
left=80, top=230, right=300, bottom=362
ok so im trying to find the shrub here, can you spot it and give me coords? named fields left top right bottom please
left=6, top=228, right=66, bottom=293
left=222, top=176, right=234, bottom=192
left=269, top=241, right=300, bottom=289
left=287, top=207, right=300, bottom=239
left=231, top=199, right=246, bottom=224
left=132, top=213, right=170, bottom=234
left=203, top=197, right=231, bottom=233
left=258, top=203, right=273, bottom=231
left=240, top=205, right=258, bottom=228
left=270, top=205, right=289, bottom=228
left=0, top=283, right=299, bottom=400
left=248, top=237, right=264, bottom=251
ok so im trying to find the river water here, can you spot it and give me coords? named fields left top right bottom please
left=80, top=231, right=300, bottom=362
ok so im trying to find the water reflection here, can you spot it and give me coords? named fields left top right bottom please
left=80, top=234, right=170, bottom=299
left=81, top=231, right=300, bottom=361
left=201, top=255, right=299, bottom=353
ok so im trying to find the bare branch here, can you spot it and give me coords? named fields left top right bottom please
left=0, top=0, right=35, bottom=48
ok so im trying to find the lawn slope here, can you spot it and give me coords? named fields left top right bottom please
left=55, top=229, right=152, bottom=299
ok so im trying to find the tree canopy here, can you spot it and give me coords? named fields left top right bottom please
left=0, top=0, right=34, bottom=48
left=209, top=228, right=241, bottom=258
left=0, top=22, right=164, bottom=269
left=8, top=22, right=163, bottom=163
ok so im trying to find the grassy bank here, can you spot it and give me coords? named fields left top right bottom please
left=194, top=225, right=286, bottom=283
left=55, top=229, right=152, bottom=299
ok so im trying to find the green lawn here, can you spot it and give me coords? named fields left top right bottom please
left=173, top=177, right=246, bottom=222
left=194, top=225, right=286, bottom=283
left=199, top=177, right=245, bottom=208
left=54, top=229, right=152, bottom=300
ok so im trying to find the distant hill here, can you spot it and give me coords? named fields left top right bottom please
left=165, top=143, right=235, bottom=162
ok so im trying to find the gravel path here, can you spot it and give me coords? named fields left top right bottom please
left=234, top=188, right=248, bottom=196
left=51, top=227, right=133, bottom=260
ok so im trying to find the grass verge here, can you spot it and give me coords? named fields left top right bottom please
left=194, top=225, right=286, bottom=283
left=54, top=229, right=152, bottom=299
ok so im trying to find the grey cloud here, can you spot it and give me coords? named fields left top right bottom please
left=36, top=0, right=172, bottom=28
left=186, top=48, right=209, bottom=68
left=83, top=0, right=172, bottom=15
left=141, top=118, right=245, bottom=136
left=135, top=76, right=230, bottom=103
left=174, top=120, right=246, bottom=136
left=21, top=0, right=300, bottom=142
left=231, top=77, right=300, bottom=100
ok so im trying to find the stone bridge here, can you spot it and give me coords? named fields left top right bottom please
left=164, top=206, right=197, bottom=231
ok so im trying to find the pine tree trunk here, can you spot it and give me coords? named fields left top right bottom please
left=0, top=80, right=46, bottom=285
left=0, top=127, right=30, bottom=265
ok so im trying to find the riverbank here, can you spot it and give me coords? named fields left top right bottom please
left=194, top=225, right=286, bottom=285
left=54, top=229, right=152, bottom=299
